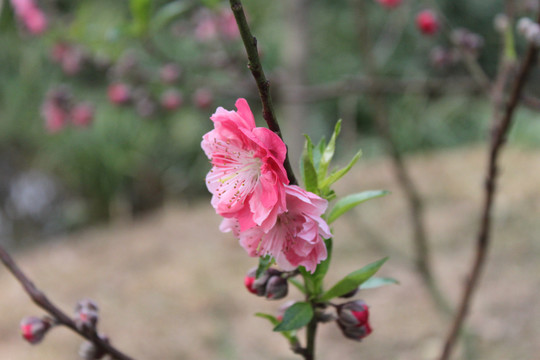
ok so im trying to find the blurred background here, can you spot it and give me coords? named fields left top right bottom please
left=1, top=0, right=540, bottom=359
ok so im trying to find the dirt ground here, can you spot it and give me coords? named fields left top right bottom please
left=1, top=146, right=539, bottom=360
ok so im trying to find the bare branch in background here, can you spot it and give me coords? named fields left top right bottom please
left=0, top=244, right=135, bottom=360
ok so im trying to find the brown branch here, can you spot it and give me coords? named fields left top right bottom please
left=229, top=0, right=297, bottom=185
left=438, top=17, right=540, bottom=360
left=0, top=244, right=134, bottom=360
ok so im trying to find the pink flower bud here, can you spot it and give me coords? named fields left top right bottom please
left=20, top=316, right=52, bottom=344
left=376, top=0, right=402, bottom=9
left=41, top=87, right=73, bottom=133
left=160, top=89, right=184, bottom=111
left=336, top=300, right=372, bottom=341
left=50, top=42, right=70, bottom=63
left=416, top=10, right=439, bottom=36
left=107, top=83, right=131, bottom=105
left=193, top=88, right=213, bottom=109
left=71, top=102, right=95, bottom=127
left=244, top=272, right=258, bottom=294
left=75, top=299, right=99, bottom=331
left=11, top=0, right=47, bottom=35
left=159, top=63, right=181, bottom=84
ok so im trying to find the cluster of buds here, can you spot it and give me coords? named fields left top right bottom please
left=20, top=316, right=54, bottom=344
left=416, top=9, right=440, bottom=36
left=41, top=86, right=95, bottom=133
left=244, top=268, right=289, bottom=300
left=336, top=300, right=373, bottom=341
left=517, top=17, right=540, bottom=46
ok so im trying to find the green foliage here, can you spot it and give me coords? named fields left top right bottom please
left=273, top=302, right=313, bottom=332
left=360, top=276, right=399, bottom=290
left=327, top=190, right=390, bottom=224
left=319, top=257, right=388, bottom=302
left=255, top=313, right=298, bottom=344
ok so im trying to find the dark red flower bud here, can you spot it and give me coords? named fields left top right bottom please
left=336, top=300, right=372, bottom=341
left=244, top=269, right=258, bottom=295
left=20, top=316, right=52, bottom=344
left=75, top=299, right=99, bottom=331
left=244, top=268, right=288, bottom=299
left=416, top=10, right=439, bottom=36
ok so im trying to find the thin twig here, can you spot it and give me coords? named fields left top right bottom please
left=229, top=0, right=297, bottom=185
left=0, top=244, right=134, bottom=360
left=438, top=15, right=540, bottom=360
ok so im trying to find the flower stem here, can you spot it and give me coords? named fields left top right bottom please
left=305, top=305, right=318, bottom=360
left=228, top=0, right=297, bottom=185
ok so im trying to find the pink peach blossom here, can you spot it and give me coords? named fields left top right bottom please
left=107, top=83, right=131, bottom=105
left=221, top=185, right=331, bottom=273
left=202, top=98, right=289, bottom=231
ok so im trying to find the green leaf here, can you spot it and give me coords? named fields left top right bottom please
left=312, top=238, right=333, bottom=287
left=151, top=1, right=193, bottom=32
left=320, top=150, right=362, bottom=190
left=255, top=312, right=280, bottom=326
left=360, top=276, right=399, bottom=290
left=273, top=302, right=313, bottom=332
left=302, top=136, right=318, bottom=193
left=312, top=137, right=326, bottom=169
left=319, top=257, right=388, bottom=302
left=318, top=120, right=341, bottom=181
left=256, top=255, right=273, bottom=279
left=130, top=0, right=152, bottom=36
left=327, top=190, right=389, bottom=224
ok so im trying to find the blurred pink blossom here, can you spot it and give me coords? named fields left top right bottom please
left=70, top=103, right=94, bottom=127
left=376, top=0, right=402, bottom=9
left=107, top=83, right=131, bottom=105
left=201, top=98, right=289, bottom=232
left=221, top=185, right=330, bottom=273
left=160, top=89, right=183, bottom=111
left=193, top=88, right=214, bottom=109
left=159, top=63, right=181, bottom=84
left=11, top=0, right=47, bottom=35
left=218, top=10, right=240, bottom=40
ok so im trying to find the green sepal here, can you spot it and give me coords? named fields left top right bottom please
left=256, top=255, right=274, bottom=279
left=319, top=257, right=388, bottom=302
left=327, top=190, right=389, bottom=224
left=273, top=302, right=313, bottom=332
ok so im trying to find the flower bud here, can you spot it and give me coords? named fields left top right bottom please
left=75, top=299, right=99, bottom=331
left=265, top=274, right=288, bottom=300
left=244, top=268, right=288, bottom=299
left=20, top=316, right=52, bottom=344
left=78, top=335, right=108, bottom=360
left=336, top=300, right=372, bottom=341
left=416, top=10, right=439, bottom=36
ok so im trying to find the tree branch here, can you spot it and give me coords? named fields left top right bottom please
left=0, top=244, right=134, bottom=360
left=229, top=0, right=297, bottom=185
left=438, top=13, right=540, bottom=360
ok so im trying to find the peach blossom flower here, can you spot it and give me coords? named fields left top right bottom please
left=221, top=185, right=330, bottom=273
left=202, top=98, right=289, bottom=231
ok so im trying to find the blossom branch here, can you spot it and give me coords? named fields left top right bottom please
left=0, top=244, right=134, bottom=360
left=438, top=11, right=540, bottom=360
left=229, top=0, right=297, bottom=185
